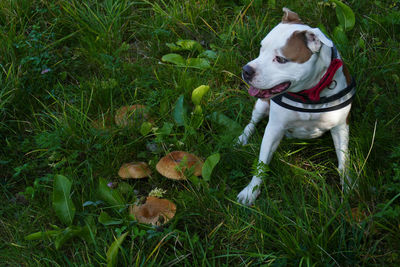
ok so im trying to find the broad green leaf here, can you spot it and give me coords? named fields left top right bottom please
left=193, top=105, right=202, bottom=115
left=54, top=226, right=86, bottom=250
left=333, top=26, right=349, bottom=45
left=98, top=178, right=125, bottom=208
left=186, top=58, right=210, bottom=69
left=161, top=53, right=185, bottom=66
left=99, top=212, right=123, bottom=226
left=330, top=0, right=355, bottom=31
left=25, top=230, right=60, bottom=241
left=106, top=232, right=129, bottom=267
left=83, top=216, right=97, bottom=245
left=140, top=121, right=152, bottom=136
left=117, top=182, right=133, bottom=195
left=191, top=85, right=210, bottom=105
left=79, top=225, right=92, bottom=244
left=176, top=39, right=204, bottom=52
left=198, top=50, right=218, bottom=60
left=158, top=122, right=174, bottom=136
left=53, top=225, right=92, bottom=250
left=209, top=112, right=242, bottom=134
left=133, top=227, right=146, bottom=237
left=191, top=108, right=204, bottom=129
left=202, top=153, right=221, bottom=182
left=52, top=175, right=76, bottom=225
left=188, top=175, right=201, bottom=186
left=155, top=122, right=174, bottom=142
left=166, top=42, right=181, bottom=51
left=173, top=95, right=187, bottom=126
left=160, top=101, right=169, bottom=114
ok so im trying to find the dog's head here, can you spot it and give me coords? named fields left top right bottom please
left=243, top=8, right=334, bottom=99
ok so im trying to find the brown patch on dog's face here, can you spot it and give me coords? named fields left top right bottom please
left=342, top=64, right=352, bottom=86
left=282, top=9, right=303, bottom=24
left=281, top=31, right=312, bottom=63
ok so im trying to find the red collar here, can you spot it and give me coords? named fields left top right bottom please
left=287, top=58, right=343, bottom=102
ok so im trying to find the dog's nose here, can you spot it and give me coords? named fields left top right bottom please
left=242, top=64, right=255, bottom=82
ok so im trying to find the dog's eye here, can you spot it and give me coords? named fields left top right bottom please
left=274, top=56, right=289, bottom=64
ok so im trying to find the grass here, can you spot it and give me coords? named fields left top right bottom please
left=1, top=0, right=400, bottom=265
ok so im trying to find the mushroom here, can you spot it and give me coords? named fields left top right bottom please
left=129, top=196, right=176, bottom=225
left=114, top=105, right=149, bottom=127
left=118, top=162, right=152, bottom=179
left=91, top=114, right=113, bottom=129
left=345, top=207, right=368, bottom=223
left=156, top=151, right=203, bottom=180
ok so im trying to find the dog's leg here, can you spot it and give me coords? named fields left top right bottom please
left=331, top=123, right=351, bottom=191
left=237, top=99, right=270, bottom=145
left=237, top=122, right=284, bottom=205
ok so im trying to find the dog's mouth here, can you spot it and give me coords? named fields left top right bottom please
left=248, top=82, right=291, bottom=99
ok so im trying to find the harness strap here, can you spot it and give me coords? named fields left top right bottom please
left=271, top=78, right=356, bottom=113
left=287, top=58, right=343, bottom=102
left=271, top=46, right=356, bottom=113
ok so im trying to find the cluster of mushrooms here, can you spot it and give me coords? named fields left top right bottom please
left=118, top=151, right=203, bottom=181
left=92, top=104, right=149, bottom=129
left=103, top=105, right=203, bottom=226
left=118, top=151, right=203, bottom=226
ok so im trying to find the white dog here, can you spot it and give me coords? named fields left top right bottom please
left=237, top=8, right=356, bottom=205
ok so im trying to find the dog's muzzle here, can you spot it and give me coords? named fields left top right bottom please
left=242, top=64, right=255, bottom=83
left=242, top=64, right=291, bottom=99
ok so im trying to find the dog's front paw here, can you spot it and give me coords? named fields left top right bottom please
left=341, top=173, right=354, bottom=193
left=237, top=184, right=260, bottom=206
left=237, top=133, right=249, bottom=146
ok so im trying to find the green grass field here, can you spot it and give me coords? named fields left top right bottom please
left=1, top=0, right=400, bottom=266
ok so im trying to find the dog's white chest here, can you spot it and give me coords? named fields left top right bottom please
left=272, top=103, right=351, bottom=139
left=285, top=120, right=330, bottom=139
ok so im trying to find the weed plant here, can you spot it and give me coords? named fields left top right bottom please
left=1, top=0, right=399, bottom=266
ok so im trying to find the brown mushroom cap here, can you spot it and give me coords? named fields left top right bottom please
left=118, top=162, right=152, bottom=179
left=156, top=151, right=203, bottom=180
left=115, top=105, right=149, bottom=127
left=345, top=207, right=368, bottom=223
left=129, top=196, right=176, bottom=225
left=91, top=114, right=113, bottom=129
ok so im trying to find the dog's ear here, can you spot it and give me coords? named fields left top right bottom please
left=282, top=8, right=302, bottom=24
left=305, top=28, right=333, bottom=53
